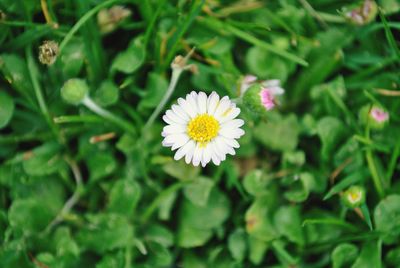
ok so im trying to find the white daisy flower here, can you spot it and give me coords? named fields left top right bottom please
left=162, top=91, right=245, bottom=167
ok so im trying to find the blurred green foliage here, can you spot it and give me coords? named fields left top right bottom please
left=0, top=0, right=400, bottom=267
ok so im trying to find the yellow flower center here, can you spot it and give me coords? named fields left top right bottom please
left=349, top=192, right=361, bottom=202
left=187, top=114, right=219, bottom=145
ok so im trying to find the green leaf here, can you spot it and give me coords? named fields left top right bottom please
left=0, top=54, right=33, bottom=100
left=76, top=213, right=134, bottom=253
left=60, top=40, right=85, bottom=78
left=180, top=188, right=230, bottom=230
left=351, top=241, right=382, bottom=268
left=183, top=176, right=214, bottom=206
left=228, top=229, right=247, bottom=262
left=138, top=72, right=168, bottom=110
left=177, top=224, right=213, bottom=248
left=0, top=91, right=14, bottom=129
left=243, top=169, right=268, bottom=196
left=374, top=194, right=400, bottom=243
left=94, top=80, right=119, bottom=107
left=96, top=253, right=124, bottom=268
left=284, top=172, right=316, bottom=203
left=107, top=179, right=141, bottom=216
left=331, top=243, right=358, bottom=268
left=246, top=46, right=289, bottom=81
left=111, top=37, right=145, bottom=74
left=144, top=224, right=174, bottom=248
left=158, top=190, right=177, bottom=221
left=317, top=117, right=347, bottom=161
left=386, top=247, right=400, bottom=267
left=245, top=195, right=277, bottom=242
left=22, top=142, right=65, bottom=176
left=274, top=205, right=304, bottom=245
left=53, top=227, right=80, bottom=257
left=248, top=236, right=269, bottom=265
left=147, top=242, right=173, bottom=266
left=8, top=198, right=54, bottom=234
left=87, top=152, right=117, bottom=182
left=254, top=114, right=299, bottom=152
left=162, top=160, right=201, bottom=181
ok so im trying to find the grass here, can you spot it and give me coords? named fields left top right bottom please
left=0, top=0, right=399, bottom=267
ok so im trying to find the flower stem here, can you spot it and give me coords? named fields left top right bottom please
left=364, top=125, right=385, bottom=199
left=82, top=96, right=136, bottom=135
left=143, top=68, right=183, bottom=131
left=44, top=156, right=83, bottom=233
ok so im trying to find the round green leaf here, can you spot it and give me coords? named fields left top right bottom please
left=374, top=194, right=400, bottom=243
left=0, top=91, right=14, bottom=129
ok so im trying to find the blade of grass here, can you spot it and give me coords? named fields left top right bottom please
left=59, top=0, right=122, bottom=53
left=302, top=218, right=358, bottom=231
left=143, top=0, right=167, bottom=48
left=386, top=140, right=400, bottom=187
left=53, top=115, right=103, bottom=124
left=379, top=8, right=400, bottom=61
left=76, top=0, right=106, bottom=82
left=162, top=0, right=205, bottom=70
left=324, top=170, right=367, bottom=200
left=365, top=145, right=385, bottom=199
left=26, top=47, right=60, bottom=140
left=360, top=203, right=373, bottom=230
left=199, top=17, right=308, bottom=66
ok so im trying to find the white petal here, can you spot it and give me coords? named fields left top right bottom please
left=163, top=124, right=186, bottom=135
left=162, top=133, right=188, bottom=148
left=218, top=107, right=241, bottom=124
left=269, top=86, right=285, bottom=95
left=185, top=142, right=196, bottom=164
left=221, top=119, right=244, bottom=130
left=197, top=91, right=207, bottom=114
left=219, top=128, right=245, bottom=139
left=201, top=144, right=212, bottom=167
left=192, top=144, right=203, bottom=167
left=207, top=91, right=220, bottom=115
left=171, top=135, right=190, bottom=150
left=185, top=93, right=199, bottom=116
left=221, top=137, right=240, bottom=148
left=174, top=140, right=195, bottom=160
left=162, top=115, right=174, bottom=125
left=211, top=153, right=221, bottom=165
left=172, top=104, right=190, bottom=122
left=261, top=79, right=280, bottom=88
left=214, top=97, right=232, bottom=118
left=214, top=137, right=228, bottom=160
left=166, top=110, right=185, bottom=124
left=178, top=97, right=197, bottom=118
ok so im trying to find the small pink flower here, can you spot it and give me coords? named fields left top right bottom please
left=259, top=88, right=276, bottom=110
left=370, top=107, right=389, bottom=123
left=240, top=75, right=258, bottom=95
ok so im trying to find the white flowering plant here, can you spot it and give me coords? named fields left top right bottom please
left=0, top=0, right=399, bottom=267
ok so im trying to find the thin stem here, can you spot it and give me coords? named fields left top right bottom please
left=59, top=0, right=120, bottom=53
left=366, top=150, right=385, bottom=198
left=299, top=0, right=328, bottom=28
left=45, top=157, right=83, bottom=233
left=143, top=68, right=183, bottom=130
left=364, top=125, right=385, bottom=198
left=82, top=96, right=136, bottom=135
left=26, top=47, right=60, bottom=139
left=54, top=114, right=103, bottom=124
left=40, top=0, right=55, bottom=27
